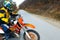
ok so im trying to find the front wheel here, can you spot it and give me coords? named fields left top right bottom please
left=23, top=30, right=40, bottom=40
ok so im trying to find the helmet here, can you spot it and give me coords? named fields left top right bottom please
left=4, top=0, right=18, bottom=14
left=3, top=1, right=12, bottom=9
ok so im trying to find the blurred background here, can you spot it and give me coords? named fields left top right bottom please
left=19, top=0, right=60, bottom=21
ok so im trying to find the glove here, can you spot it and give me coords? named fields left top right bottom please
left=14, top=20, right=17, bottom=24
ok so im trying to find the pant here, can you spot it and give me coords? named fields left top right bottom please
left=1, top=24, right=9, bottom=32
left=1, top=24, right=10, bottom=40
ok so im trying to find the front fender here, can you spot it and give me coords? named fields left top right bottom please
left=24, top=23, right=35, bottom=29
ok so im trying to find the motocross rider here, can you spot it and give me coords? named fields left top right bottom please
left=0, top=0, right=19, bottom=39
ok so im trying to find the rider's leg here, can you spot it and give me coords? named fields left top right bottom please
left=1, top=24, right=10, bottom=40
left=1, top=24, right=9, bottom=32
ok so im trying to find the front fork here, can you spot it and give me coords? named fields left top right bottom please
left=22, top=26, right=31, bottom=40
left=17, top=22, right=32, bottom=39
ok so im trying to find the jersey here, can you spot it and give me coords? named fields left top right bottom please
left=0, top=7, right=9, bottom=24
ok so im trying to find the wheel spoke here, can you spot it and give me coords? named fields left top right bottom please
left=25, top=32, right=38, bottom=40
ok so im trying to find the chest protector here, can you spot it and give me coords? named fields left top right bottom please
left=0, top=7, right=9, bottom=23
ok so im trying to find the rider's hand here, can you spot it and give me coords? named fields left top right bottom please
left=14, top=20, right=17, bottom=24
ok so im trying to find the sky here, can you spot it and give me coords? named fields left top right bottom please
left=12, top=0, right=25, bottom=7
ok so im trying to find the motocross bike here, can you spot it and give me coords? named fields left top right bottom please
left=0, top=15, right=40, bottom=40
